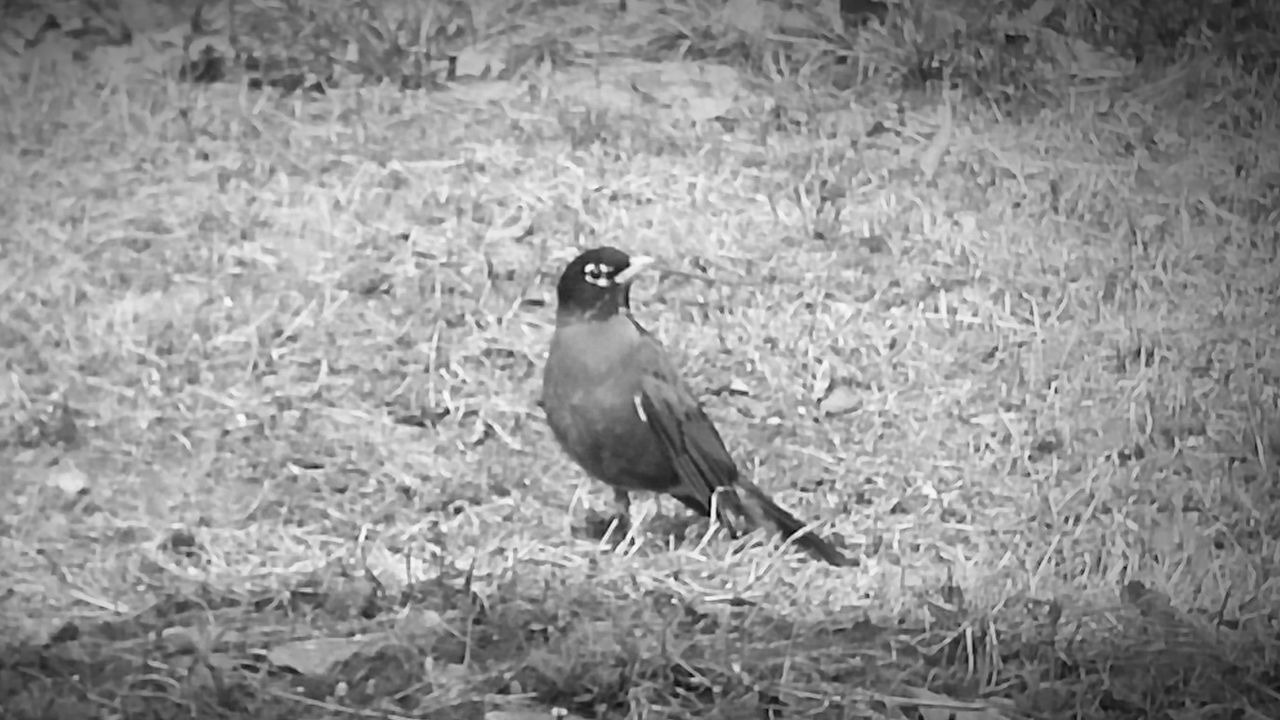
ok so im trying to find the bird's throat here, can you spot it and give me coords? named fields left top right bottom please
left=551, top=315, right=641, bottom=373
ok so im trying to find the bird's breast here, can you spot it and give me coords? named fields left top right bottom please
left=542, top=323, right=675, bottom=489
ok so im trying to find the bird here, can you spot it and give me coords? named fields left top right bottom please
left=541, top=246, right=852, bottom=566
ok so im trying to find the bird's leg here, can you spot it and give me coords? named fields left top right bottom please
left=607, top=488, right=633, bottom=537
left=706, top=488, right=744, bottom=539
left=566, top=480, right=592, bottom=538
left=581, top=487, right=633, bottom=545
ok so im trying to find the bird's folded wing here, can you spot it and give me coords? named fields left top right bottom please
left=637, top=371, right=740, bottom=519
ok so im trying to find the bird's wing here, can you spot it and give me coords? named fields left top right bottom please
left=631, top=326, right=854, bottom=567
left=632, top=337, right=740, bottom=522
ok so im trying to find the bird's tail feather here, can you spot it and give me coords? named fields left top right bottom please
left=731, top=482, right=853, bottom=567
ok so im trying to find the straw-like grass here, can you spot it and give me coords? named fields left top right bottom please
left=3, top=0, right=1278, bottom=718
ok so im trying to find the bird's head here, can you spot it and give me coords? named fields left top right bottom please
left=554, top=246, right=654, bottom=323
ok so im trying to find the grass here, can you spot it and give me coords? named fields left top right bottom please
left=2, top=0, right=1279, bottom=718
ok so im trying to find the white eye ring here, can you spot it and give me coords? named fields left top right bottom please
left=583, top=262, right=612, bottom=287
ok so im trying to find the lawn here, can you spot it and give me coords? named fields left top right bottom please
left=2, top=0, right=1279, bottom=718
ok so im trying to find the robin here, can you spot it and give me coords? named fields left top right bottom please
left=542, top=246, right=852, bottom=566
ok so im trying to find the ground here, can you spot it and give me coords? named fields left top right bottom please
left=2, top=0, right=1279, bottom=718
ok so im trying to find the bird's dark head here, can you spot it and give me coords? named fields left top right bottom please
left=555, top=246, right=653, bottom=323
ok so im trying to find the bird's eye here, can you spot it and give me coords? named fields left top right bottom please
left=583, top=262, right=613, bottom=287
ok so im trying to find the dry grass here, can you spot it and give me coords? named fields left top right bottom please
left=2, top=0, right=1279, bottom=718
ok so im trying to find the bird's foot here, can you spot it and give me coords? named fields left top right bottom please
left=657, top=514, right=707, bottom=541
left=575, top=512, right=632, bottom=544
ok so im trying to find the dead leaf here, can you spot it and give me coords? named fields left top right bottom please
left=812, top=361, right=833, bottom=402
left=454, top=44, right=504, bottom=78
left=1065, top=37, right=1131, bottom=79
left=395, top=608, right=447, bottom=640
left=1121, top=580, right=1177, bottom=620
left=625, top=62, right=742, bottom=125
left=819, top=386, right=860, bottom=417
left=46, top=461, right=89, bottom=497
left=266, top=635, right=385, bottom=676
left=1136, top=213, right=1166, bottom=230
left=679, top=95, right=733, bottom=123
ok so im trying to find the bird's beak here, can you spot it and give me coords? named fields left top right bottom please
left=613, top=255, right=654, bottom=285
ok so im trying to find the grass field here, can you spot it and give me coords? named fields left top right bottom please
left=3, top=0, right=1279, bottom=718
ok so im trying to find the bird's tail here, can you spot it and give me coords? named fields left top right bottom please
left=726, top=481, right=854, bottom=567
